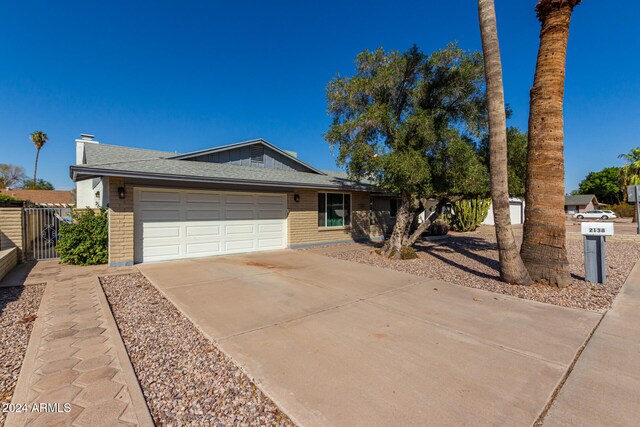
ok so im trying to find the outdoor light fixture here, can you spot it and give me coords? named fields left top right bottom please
left=118, top=187, right=125, bottom=199
left=294, top=194, right=300, bottom=203
left=94, top=191, right=100, bottom=198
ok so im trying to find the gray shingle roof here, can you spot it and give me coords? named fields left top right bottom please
left=565, top=194, right=598, bottom=206
left=73, top=143, right=375, bottom=190
left=83, top=143, right=175, bottom=165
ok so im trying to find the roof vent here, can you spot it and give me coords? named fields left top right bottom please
left=80, top=133, right=95, bottom=141
left=250, top=145, right=264, bottom=163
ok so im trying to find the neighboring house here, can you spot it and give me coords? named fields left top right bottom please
left=0, top=188, right=74, bottom=207
left=482, top=198, right=525, bottom=226
left=70, top=134, right=398, bottom=266
left=564, top=194, right=599, bottom=214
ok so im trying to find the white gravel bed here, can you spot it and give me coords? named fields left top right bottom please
left=1, top=284, right=45, bottom=426
left=101, top=273, right=294, bottom=427
left=313, top=236, right=639, bottom=312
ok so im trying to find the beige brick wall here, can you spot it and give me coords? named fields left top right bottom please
left=0, top=207, right=24, bottom=262
left=0, top=247, right=17, bottom=281
left=287, top=189, right=373, bottom=247
left=108, top=177, right=134, bottom=266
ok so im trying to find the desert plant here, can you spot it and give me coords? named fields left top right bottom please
left=609, top=202, right=635, bottom=218
left=427, top=219, right=450, bottom=236
left=448, top=198, right=492, bottom=232
left=56, top=208, right=108, bottom=265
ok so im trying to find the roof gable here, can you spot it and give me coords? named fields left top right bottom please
left=168, top=139, right=325, bottom=175
left=565, top=194, right=598, bottom=206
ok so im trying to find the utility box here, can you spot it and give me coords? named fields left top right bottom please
left=581, top=222, right=614, bottom=284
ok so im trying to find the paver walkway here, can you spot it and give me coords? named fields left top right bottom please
left=5, top=261, right=153, bottom=427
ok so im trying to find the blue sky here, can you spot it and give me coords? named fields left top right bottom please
left=1, top=0, right=638, bottom=191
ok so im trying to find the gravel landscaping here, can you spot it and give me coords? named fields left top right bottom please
left=0, top=284, right=45, bottom=426
left=312, top=235, right=640, bottom=312
left=101, top=273, right=294, bottom=427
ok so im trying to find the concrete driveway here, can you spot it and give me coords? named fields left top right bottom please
left=138, top=250, right=601, bottom=426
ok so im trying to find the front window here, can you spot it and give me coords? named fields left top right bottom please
left=390, top=198, right=401, bottom=217
left=318, top=193, right=351, bottom=227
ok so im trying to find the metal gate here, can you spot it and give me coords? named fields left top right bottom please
left=24, top=207, right=73, bottom=260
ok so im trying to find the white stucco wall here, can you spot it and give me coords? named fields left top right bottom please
left=482, top=198, right=525, bottom=225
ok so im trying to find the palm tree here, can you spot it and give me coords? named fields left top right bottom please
left=30, top=131, right=48, bottom=183
left=477, top=0, right=532, bottom=285
left=618, top=148, right=640, bottom=222
left=520, top=0, right=581, bottom=287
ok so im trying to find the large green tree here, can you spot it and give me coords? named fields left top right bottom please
left=325, top=44, right=488, bottom=258
left=578, top=167, right=622, bottom=205
left=21, top=178, right=55, bottom=190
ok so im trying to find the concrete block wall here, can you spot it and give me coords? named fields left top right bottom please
left=0, top=207, right=24, bottom=262
left=108, top=177, right=134, bottom=266
left=287, top=189, right=372, bottom=247
left=0, top=247, right=17, bottom=281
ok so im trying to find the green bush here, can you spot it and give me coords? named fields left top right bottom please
left=447, top=197, right=492, bottom=232
left=427, top=219, right=450, bottom=236
left=56, top=208, right=108, bottom=265
left=608, top=202, right=635, bottom=218
left=0, top=194, right=19, bottom=201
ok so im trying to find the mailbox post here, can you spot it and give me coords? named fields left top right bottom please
left=581, top=222, right=614, bottom=284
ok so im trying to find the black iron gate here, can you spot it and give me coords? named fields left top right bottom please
left=24, top=207, right=73, bottom=260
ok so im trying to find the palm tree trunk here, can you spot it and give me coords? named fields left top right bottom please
left=33, top=148, right=40, bottom=183
left=478, top=0, right=532, bottom=285
left=520, top=0, right=581, bottom=287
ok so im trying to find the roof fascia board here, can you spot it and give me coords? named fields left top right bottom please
left=70, top=166, right=372, bottom=191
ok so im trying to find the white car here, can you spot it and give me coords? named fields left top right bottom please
left=574, top=210, right=617, bottom=220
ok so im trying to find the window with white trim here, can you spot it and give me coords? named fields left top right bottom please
left=318, top=193, right=351, bottom=227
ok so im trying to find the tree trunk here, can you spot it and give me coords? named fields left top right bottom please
left=405, top=199, right=446, bottom=246
left=381, top=193, right=414, bottom=259
left=478, top=0, right=532, bottom=285
left=33, top=148, right=40, bottom=184
left=520, top=0, right=581, bottom=287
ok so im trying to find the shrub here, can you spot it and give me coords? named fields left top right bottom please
left=56, top=208, right=108, bottom=265
left=427, top=219, right=449, bottom=236
left=608, top=202, right=634, bottom=218
left=0, top=194, right=19, bottom=201
left=399, top=246, right=418, bottom=260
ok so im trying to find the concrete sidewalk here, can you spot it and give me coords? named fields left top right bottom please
left=139, top=250, right=603, bottom=426
left=6, top=261, right=153, bottom=427
left=544, top=261, right=640, bottom=426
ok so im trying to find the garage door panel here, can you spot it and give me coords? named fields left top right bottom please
left=187, top=242, right=222, bottom=254
left=258, top=223, right=284, bottom=233
left=144, top=244, right=181, bottom=257
left=140, top=191, right=181, bottom=203
left=226, top=194, right=255, bottom=204
left=225, top=224, right=255, bottom=235
left=258, top=195, right=284, bottom=205
left=186, top=225, right=221, bottom=237
left=141, top=209, right=181, bottom=221
left=143, top=226, right=181, bottom=238
left=136, top=189, right=286, bottom=262
left=186, top=192, right=221, bottom=203
left=226, top=209, right=255, bottom=220
left=186, top=210, right=222, bottom=221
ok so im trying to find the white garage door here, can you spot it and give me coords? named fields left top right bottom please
left=509, top=202, right=523, bottom=224
left=134, top=188, right=287, bottom=263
